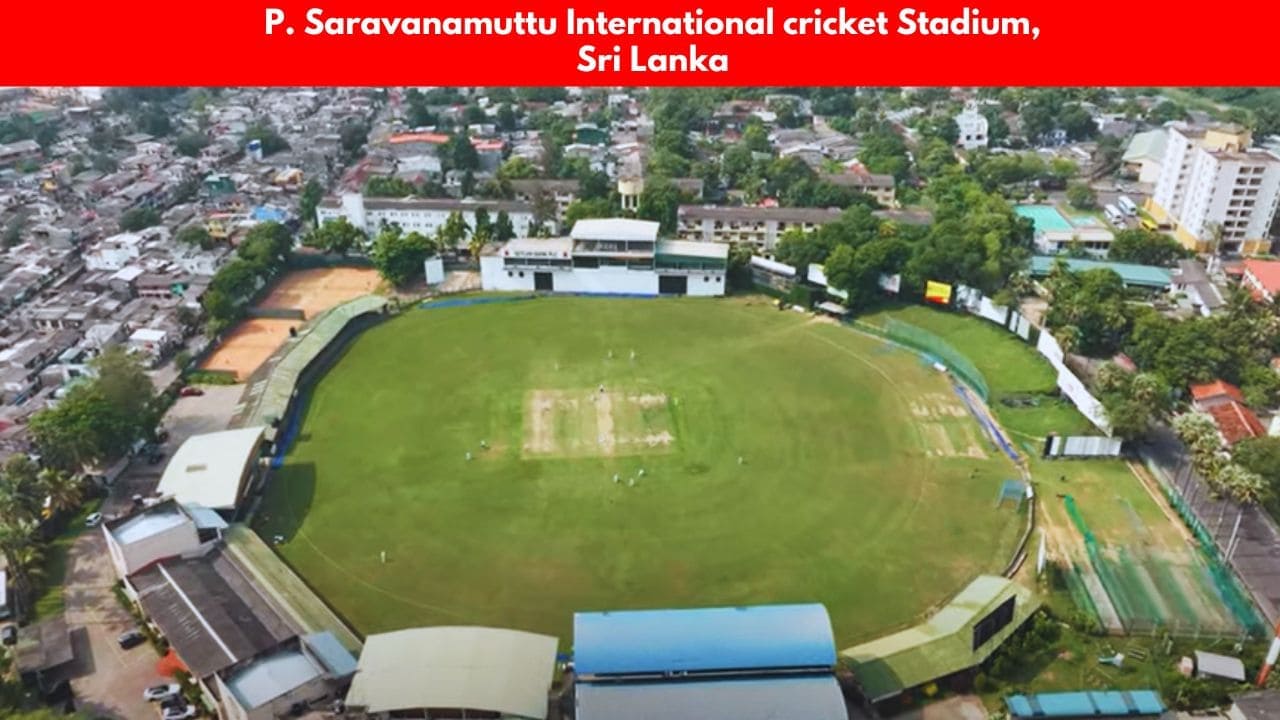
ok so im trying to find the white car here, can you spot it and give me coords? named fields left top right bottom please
left=84, top=512, right=103, bottom=528
left=143, top=683, right=181, bottom=702
left=161, top=704, right=197, bottom=720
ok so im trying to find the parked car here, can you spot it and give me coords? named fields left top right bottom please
left=147, top=449, right=166, bottom=465
left=161, top=703, right=198, bottom=720
left=84, top=512, right=103, bottom=528
left=179, top=386, right=204, bottom=397
left=143, top=683, right=181, bottom=702
left=117, top=629, right=145, bottom=649
left=1, top=625, right=16, bottom=646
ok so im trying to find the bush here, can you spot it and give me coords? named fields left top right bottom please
left=786, top=284, right=815, bottom=309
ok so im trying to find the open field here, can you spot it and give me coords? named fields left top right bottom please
left=256, top=267, right=381, bottom=319
left=863, top=304, right=1094, bottom=439
left=200, top=267, right=381, bottom=381
left=256, top=296, right=1026, bottom=644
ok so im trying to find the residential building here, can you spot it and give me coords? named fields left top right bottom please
left=676, top=205, right=843, bottom=251
left=1122, top=129, right=1168, bottom=184
left=316, top=193, right=536, bottom=246
left=954, top=102, right=990, bottom=150
left=480, top=219, right=728, bottom=297
left=510, top=179, right=578, bottom=226
left=1147, top=123, right=1280, bottom=254
left=0, top=140, right=40, bottom=168
left=1190, top=380, right=1266, bottom=446
left=1242, top=258, right=1280, bottom=302
left=819, top=171, right=897, bottom=207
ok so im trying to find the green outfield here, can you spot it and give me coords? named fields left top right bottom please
left=256, top=296, right=1025, bottom=644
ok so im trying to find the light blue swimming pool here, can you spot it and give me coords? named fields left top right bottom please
left=1015, top=205, right=1072, bottom=232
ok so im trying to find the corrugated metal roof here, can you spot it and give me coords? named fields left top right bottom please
left=1195, top=650, right=1246, bottom=681
left=225, top=646, right=324, bottom=710
left=303, top=632, right=357, bottom=678
left=1006, top=690, right=1166, bottom=718
left=570, top=218, right=659, bottom=243
left=575, top=675, right=847, bottom=720
left=573, top=603, right=836, bottom=678
left=344, top=626, right=557, bottom=719
left=1028, top=256, right=1173, bottom=289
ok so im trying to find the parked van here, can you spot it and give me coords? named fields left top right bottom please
left=1104, top=204, right=1125, bottom=225
left=1117, top=195, right=1138, bottom=216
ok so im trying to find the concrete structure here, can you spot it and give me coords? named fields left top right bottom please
left=1147, top=124, right=1280, bottom=254
left=316, top=193, right=537, bottom=247
left=955, top=102, right=990, bottom=150
left=676, top=205, right=843, bottom=251
left=1123, top=129, right=1168, bottom=184
left=156, top=426, right=268, bottom=514
left=480, top=219, right=728, bottom=297
left=344, top=626, right=558, bottom=719
left=102, top=500, right=225, bottom=579
left=215, top=633, right=356, bottom=720
left=818, top=171, right=897, bottom=207
left=0, top=139, right=41, bottom=168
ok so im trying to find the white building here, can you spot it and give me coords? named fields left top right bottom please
left=156, top=426, right=268, bottom=515
left=954, top=102, right=990, bottom=150
left=215, top=633, right=356, bottom=720
left=315, top=193, right=537, bottom=247
left=83, top=232, right=145, bottom=272
left=103, top=500, right=226, bottom=580
left=1122, top=129, right=1168, bottom=184
left=480, top=219, right=728, bottom=297
left=1148, top=124, right=1280, bottom=255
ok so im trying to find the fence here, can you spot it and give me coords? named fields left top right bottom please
left=419, top=294, right=536, bottom=311
left=1044, top=435, right=1124, bottom=459
left=953, top=283, right=1111, bottom=435
left=856, top=318, right=990, bottom=401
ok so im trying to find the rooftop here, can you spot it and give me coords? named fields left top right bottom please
left=573, top=603, right=836, bottom=678
left=1005, top=690, right=1165, bottom=719
left=655, top=239, right=730, bottom=260
left=108, top=502, right=190, bottom=546
left=1189, top=380, right=1246, bottom=404
left=570, top=218, right=660, bottom=243
left=130, top=549, right=294, bottom=678
left=575, top=675, right=847, bottom=720
left=1244, top=258, right=1280, bottom=295
left=344, top=626, right=557, bottom=719
left=678, top=205, right=843, bottom=224
left=1027, top=256, right=1173, bottom=290
left=156, top=426, right=266, bottom=511
left=225, top=644, right=324, bottom=710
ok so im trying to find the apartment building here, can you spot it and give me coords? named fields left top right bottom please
left=676, top=206, right=843, bottom=252
left=316, top=192, right=536, bottom=248
left=1147, top=124, right=1280, bottom=255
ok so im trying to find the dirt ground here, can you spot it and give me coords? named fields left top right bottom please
left=256, top=267, right=381, bottom=319
left=200, top=318, right=296, bottom=381
left=524, top=388, right=673, bottom=458
left=201, top=267, right=381, bottom=381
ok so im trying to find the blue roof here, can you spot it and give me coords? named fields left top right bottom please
left=576, top=674, right=846, bottom=720
left=573, top=603, right=836, bottom=677
left=303, top=632, right=357, bottom=678
left=1006, top=691, right=1166, bottom=718
left=251, top=206, right=288, bottom=222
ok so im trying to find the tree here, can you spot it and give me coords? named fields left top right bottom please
left=443, top=134, right=479, bottom=172
left=118, top=207, right=161, bottom=232
left=173, top=132, right=210, bottom=157
left=1233, top=436, right=1280, bottom=494
left=1148, top=100, right=1187, bottom=125
left=0, top=520, right=43, bottom=610
left=370, top=225, right=434, bottom=286
left=38, top=468, right=82, bottom=516
left=858, top=126, right=911, bottom=182
left=565, top=197, right=614, bottom=228
left=304, top=217, right=365, bottom=256
left=496, top=103, right=518, bottom=132
left=494, top=211, right=516, bottom=243
left=136, top=104, right=172, bottom=137
left=339, top=121, right=369, bottom=160
left=1066, top=183, right=1096, bottom=210
left=1059, top=104, right=1097, bottom=141
left=176, top=224, right=215, bottom=250
left=1107, top=229, right=1187, bottom=267
left=1173, top=412, right=1226, bottom=492
left=244, top=123, right=289, bottom=156
left=1241, top=363, right=1280, bottom=409
left=299, top=178, right=324, bottom=225
left=1096, top=364, right=1170, bottom=440
left=238, top=221, right=293, bottom=269
left=1043, top=267, right=1132, bottom=356
left=637, top=177, right=683, bottom=234
left=497, top=157, right=539, bottom=181
left=1225, top=464, right=1269, bottom=559
left=437, top=211, right=470, bottom=250
left=92, top=346, right=157, bottom=427
left=365, top=176, right=417, bottom=198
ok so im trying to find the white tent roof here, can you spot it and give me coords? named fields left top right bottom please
left=156, top=426, right=266, bottom=511
left=344, top=626, right=557, bottom=719
left=570, top=218, right=659, bottom=243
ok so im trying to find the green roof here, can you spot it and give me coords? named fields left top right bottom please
left=1122, top=130, right=1168, bottom=163
left=842, top=576, right=1039, bottom=701
left=1028, top=256, right=1173, bottom=289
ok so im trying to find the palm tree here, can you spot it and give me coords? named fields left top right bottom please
left=38, top=468, right=82, bottom=517
left=1226, top=466, right=1269, bottom=560
left=0, top=519, right=45, bottom=607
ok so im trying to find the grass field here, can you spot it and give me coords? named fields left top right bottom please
left=256, top=296, right=1025, bottom=645
left=863, top=305, right=1094, bottom=439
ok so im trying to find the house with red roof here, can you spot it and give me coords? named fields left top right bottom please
left=1242, top=259, right=1280, bottom=303
left=1189, top=380, right=1267, bottom=446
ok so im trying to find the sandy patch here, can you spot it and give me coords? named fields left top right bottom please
left=258, top=267, right=381, bottom=319
left=201, top=319, right=296, bottom=381
left=595, top=391, right=616, bottom=456
left=921, top=423, right=955, bottom=457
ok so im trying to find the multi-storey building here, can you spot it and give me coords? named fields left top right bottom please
left=1148, top=124, right=1280, bottom=255
left=316, top=193, right=537, bottom=248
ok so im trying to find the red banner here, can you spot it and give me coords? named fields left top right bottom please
left=5, top=0, right=1280, bottom=86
